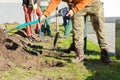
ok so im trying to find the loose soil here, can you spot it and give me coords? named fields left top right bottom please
left=0, top=27, right=65, bottom=72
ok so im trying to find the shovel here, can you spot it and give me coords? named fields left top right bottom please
left=53, top=7, right=69, bottom=48
left=5, top=7, right=69, bottom=44
left=31, top=0, right=44, bottom=41
left=5, top=14, right=61, bottom=33
left=53, top=32, right=59, bottom=48
left=53, top=7, right=59, bottom=49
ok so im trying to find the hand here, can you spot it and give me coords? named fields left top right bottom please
left=32, top=3, right=37, bottom=10
left=66, top=10, right=74, bottom=17
left=39, top=15, right=46, bottom=22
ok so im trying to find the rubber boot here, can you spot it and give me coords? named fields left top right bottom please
left=100, top=48, right=113, bottom=65
left=63, top=43, right=75, bottom=53
left=72, top=48, right=85, bottom=63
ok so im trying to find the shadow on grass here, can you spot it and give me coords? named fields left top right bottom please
left=45, top=48, right=101, bottom=64
left=43, top=48, right=75, bottom=63
left=84, top=59, right=120, bottom=80
left=83, top=50, right=120, bottom=80
left=21, top=40, right=43, bottom=56
left=85, top=49, right=100, bottom=55
left=14, top=29, right=26, bottom=38
left=5, top=38, right=19, bottom=50
left=47, top=48, right=120, bottom=80
left=52, top=55, right=75, bottom=63
left=23, top=45, right=43, bottom=56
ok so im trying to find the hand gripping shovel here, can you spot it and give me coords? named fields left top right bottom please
left=5, top=7, right=69, bottom=44
left=5, top=14, right=61, bottom=33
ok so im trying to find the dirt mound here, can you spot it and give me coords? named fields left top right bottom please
left=0, top=28, right=65, bottom=71
left=0, top=28, right=35, bottom=70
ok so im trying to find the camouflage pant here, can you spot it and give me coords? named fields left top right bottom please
left=72, top=0, right=107, bottom=50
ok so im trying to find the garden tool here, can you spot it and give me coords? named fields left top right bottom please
left=53, top=7, right=69, bottom=48
left=31, top=0, right=44, bottom=41
left=5, top=14, right=60, bottom=33
left=5, top=7, right=69, bottom=33
left=53, top=31, right=59, bottom=48
left=53, top=7, right=59, bottom=49
left=5, top=7, right=67, bottom=32
left=5, top=7, right=69, bottom=45
left=31, top=0, right=36, bottom=21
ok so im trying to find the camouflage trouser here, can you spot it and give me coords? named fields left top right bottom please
left=72, top=0, right=107, bottom=50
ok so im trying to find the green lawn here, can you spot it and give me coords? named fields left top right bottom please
left=2, top=39, right=120, bottom=80
left=1, top=23, right=120, bottom=80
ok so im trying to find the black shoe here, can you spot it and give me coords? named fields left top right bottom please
left=100, top=48, right=113, bottom=65
left=28, top=36, right=35, bottom=42
left=35, top=30, right=39, bottom=34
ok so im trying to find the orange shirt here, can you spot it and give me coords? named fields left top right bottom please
left=44, top=0, right=93, bottom=17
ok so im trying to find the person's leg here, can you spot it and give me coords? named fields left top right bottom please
left=23, top=7, right=33, bottom=37
left=72, top=11, right=85, bottom=63
left=41, top=23, right=46, bottom=34
left=64, top=18, right=72, bottom=37
left=90, top=14, right=112, bottom=65
left=39, top=6, right=47, bottom=35
left=63, top=17, right=67, bottom=35
left=67, top=16, right=87, bottom=53
left=35, top=6, right=43, bottom=32
left=46, top=18, right=51, bottom=36
left=90, top=13, right=107, bottom=49
left=89, top=1, right=112, bottom=65
left=67, top=10, right=86, bottom=54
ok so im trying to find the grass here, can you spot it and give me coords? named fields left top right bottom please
left=1, top=23, right=120, bottom=80
left=116, top=37, right=120, bottom=58
left=2, top=38, right=120, bottom=80
left=5, top=23, right=19, bottom=35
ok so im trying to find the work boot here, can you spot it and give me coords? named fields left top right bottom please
left=72, top=48, right=85, bottom=63
left=100, top=48, right=113, bottom=65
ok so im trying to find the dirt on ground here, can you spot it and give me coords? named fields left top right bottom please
left=0, top=26, right=65, bottom=72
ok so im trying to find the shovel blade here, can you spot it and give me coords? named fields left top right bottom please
left=39, top=30, right=44, bottom=42
left=53, top=32, right=59, bottom=48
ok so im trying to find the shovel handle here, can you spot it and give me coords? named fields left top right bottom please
left=6, top=20, right=40, bottom=32
left=6, top=13, right=60, bottom=33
